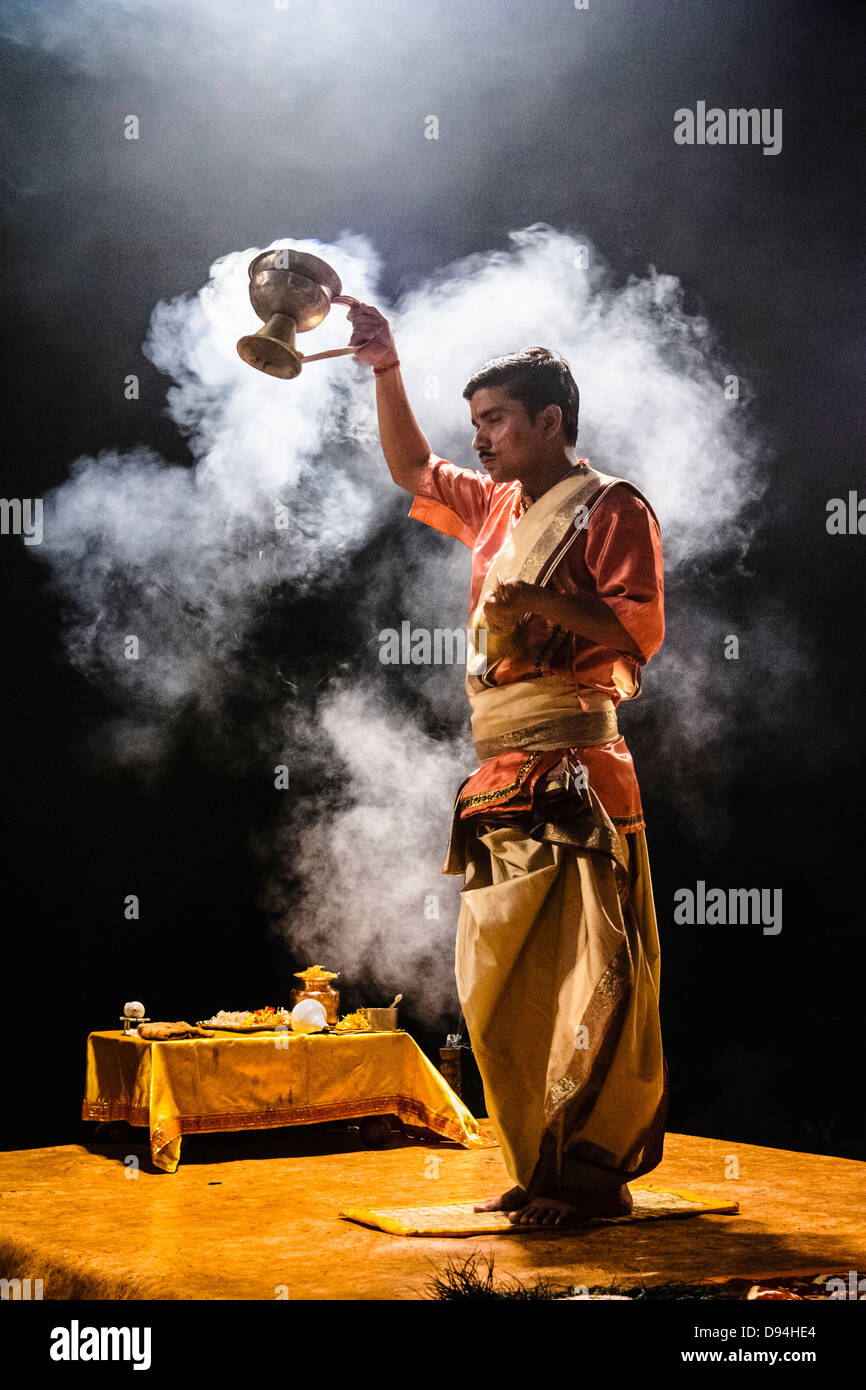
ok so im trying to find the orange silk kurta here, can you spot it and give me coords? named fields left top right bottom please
left=409, top=456, right=664, bottom=831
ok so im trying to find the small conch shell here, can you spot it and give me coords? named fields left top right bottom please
left=123, top=1001, right=146, bottom=1019
left=291, top=999, right=328, bottom=1034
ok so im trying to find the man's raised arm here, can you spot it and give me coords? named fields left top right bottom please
left=347, top=302, right=431, bottom=495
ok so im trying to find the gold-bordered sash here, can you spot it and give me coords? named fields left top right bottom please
left=467, top=465, right=620, bottom=692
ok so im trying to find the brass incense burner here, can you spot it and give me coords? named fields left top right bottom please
left=236, top=249, right=359, bottom=380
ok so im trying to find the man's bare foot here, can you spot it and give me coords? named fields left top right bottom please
left=508, top=1185, right=633, bottom=1227
left=473, top=1184, right=526, bottom=1213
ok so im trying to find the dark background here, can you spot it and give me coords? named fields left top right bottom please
left=1, top=0, right=863, bottom=1158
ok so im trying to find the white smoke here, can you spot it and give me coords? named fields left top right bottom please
left=36, top=225, right=785, bottom=1014
left=264, top=686, right=469, bottom=1025
left=391, top=226, right=762, bottom=571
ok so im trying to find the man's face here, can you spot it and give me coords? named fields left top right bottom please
left=468, top=386, right=546, bottom=483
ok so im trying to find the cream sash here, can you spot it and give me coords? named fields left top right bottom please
left=469, top=676, right=619, bottom=760
left=466, top=466, right=627, bottom=758
left=468, top=466, right=613, bottom=642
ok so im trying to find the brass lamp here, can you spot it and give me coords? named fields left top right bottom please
left=236, top=248, right=359, bottom=380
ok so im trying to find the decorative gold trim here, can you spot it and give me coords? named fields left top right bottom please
left=535, top=477, right=620, bottom=585
left=542, top=941, right=631, bottom=1125
left=81, top=1100, right=150, bottom=1127
left=457, top=757, right=537, bottom=809
left=457, top=770, right=644, bottom=826
left=149, top=1096, right=495, bottom=1153
left=473, top=708, right=619, bottom=760
left=519, top=485, right=592, bottom=577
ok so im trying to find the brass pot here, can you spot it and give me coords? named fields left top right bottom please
left=291, top=978, right=340, bottom=1026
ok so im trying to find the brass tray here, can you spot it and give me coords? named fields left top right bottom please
left=197, top=1020, right=291, bottom=1033
left=197, top=1021, right=404, bottom=1035
left=333, top=1027, right=404, bottom=1035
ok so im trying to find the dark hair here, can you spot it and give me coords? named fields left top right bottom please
left=462, top=346, right=580, bottom=445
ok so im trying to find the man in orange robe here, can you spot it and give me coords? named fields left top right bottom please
left=349, top=303, right=668, bottom=1226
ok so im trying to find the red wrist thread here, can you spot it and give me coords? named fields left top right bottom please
left=373, top=359, right=401, bottom=376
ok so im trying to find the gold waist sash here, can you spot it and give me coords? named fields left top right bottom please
left=469, top=675, right=619, bottom=761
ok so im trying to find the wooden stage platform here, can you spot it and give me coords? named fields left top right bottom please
left=1, top=1125, right=863, bottom=1300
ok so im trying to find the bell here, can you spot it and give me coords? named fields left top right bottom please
left=236, top=248, right=359, bottom=380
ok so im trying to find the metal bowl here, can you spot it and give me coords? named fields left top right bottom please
left=361, top=1007, right=399, bottom=1031
left=246, top=249, right=343, bottom=332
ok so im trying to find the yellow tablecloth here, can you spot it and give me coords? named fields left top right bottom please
left=82, top=1030, right=494, bottom=1173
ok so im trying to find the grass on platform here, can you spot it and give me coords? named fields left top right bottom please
left=426, top=1252, right=752, bottom=1301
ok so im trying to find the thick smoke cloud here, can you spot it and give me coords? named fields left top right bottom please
left=33, top=223, right=793, bottom=1014
left=391, top=226, right=764, bottom=566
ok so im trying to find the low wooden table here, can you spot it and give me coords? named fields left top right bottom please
left=82, top=1029, right=493, bottom=1172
